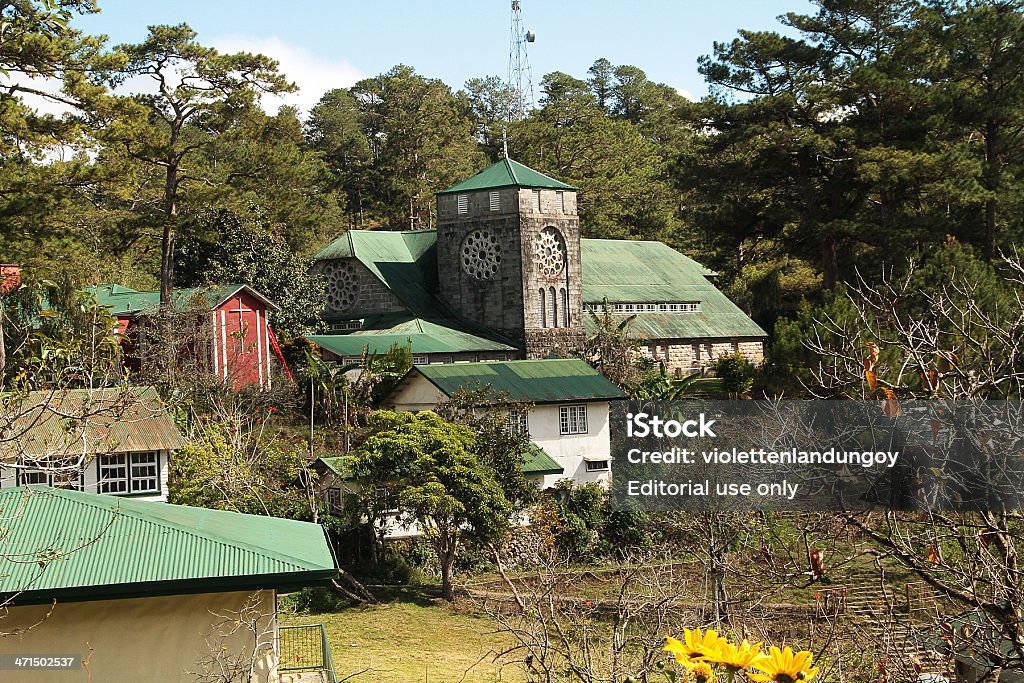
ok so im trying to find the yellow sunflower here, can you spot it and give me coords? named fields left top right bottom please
left=749, top=646, right=819, bottom=683
left=664, top=628, right=722, bottom=665
left=687, top=661, right=716, bottom=683
left=712, top=638, right=768, bottom=672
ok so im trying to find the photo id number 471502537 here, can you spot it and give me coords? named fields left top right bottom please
left=0, top=655, right=81, bottom=669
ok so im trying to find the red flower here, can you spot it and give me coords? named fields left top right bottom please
left=813, top=592, right=822, bottom=600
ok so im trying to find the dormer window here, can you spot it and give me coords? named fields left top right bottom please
left=457, top=194, right=468, bottom=215
left=489, top=191, right=500, bottom=212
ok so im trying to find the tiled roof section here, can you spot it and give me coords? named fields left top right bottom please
left=2, top=386, right=185, bottom=459
left=0, top=487, right=337, bottom=602
left=437, top=158, right=576, bottom=195
left=413, top=359, right=626, bottom=404
left=580, top=239, right=767, bottom=339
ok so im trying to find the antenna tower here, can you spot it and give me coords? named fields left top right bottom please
left=507, top=0, right=535, bottom=123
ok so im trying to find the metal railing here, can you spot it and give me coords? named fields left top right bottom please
left=278, top=623, right=337, bottom=683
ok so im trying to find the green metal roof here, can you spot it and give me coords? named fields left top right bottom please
left=90, top=283, right=278, bottom=316
left=437, top=158, right=576, bottom=195
left=307, top=316, right=515, bottom=356
left=580, top=239, right=767, bottom=340
left=311, top=229, right=764, bottom=342
left=412, top=359, right=625, bottom=404
left=2, top=386, right=185, bottom=459
left=0, top=487, right=337, bottom=603
left=523, top=443, right=563, bottom=476
left=314, top=230, right=444, bottom=319
left=317, top=444, right=562, bottom=479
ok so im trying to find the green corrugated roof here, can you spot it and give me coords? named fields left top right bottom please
left=413, top=359, right=625, bottom=404
left=318, top=444, right=562, bottom=478
left=523, top=443, right=563, bottom=476
left=2, top=386, right=184, bottom=459
left=311, top=229, right=764, bottom=342
left=580, top=239, right=767, bottom=340
left=89, top=283, right=279, bottom=316
left=307, top=315, right=515, bottom=356
left=0, top=487, right=337, bottom=603
left=314, top=230, right=444, bottom=319
left=438, top=158, right=576, bottom=195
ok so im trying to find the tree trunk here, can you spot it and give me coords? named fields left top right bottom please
left=160, top=163, right=179, bottom=306
left=985, top=116, right=998, bottom=261
left=440, top=544, right=456, bottom=601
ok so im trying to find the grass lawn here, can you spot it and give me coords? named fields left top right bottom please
left=282, top=587, right=525, bottom=683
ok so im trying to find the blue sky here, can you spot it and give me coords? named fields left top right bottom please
left=74, top=1, right=813, bottom=112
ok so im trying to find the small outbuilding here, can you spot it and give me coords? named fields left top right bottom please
left=0, top=386, right=184, bottom=501
left=0, top=486, right=338, bottom=683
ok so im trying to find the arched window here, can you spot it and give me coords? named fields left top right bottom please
left=538, top=288, right=546, bottom=327
left=549, top=286, right=557, bottom=328
left=560, top=288, right=569, bottom=327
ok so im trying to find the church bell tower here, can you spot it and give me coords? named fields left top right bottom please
left=435, top=158, right=585, bottom=358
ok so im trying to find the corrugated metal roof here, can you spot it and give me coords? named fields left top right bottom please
left=314, top=230, right=445, bottom=319
left=89, top=283, right=279, bottom=316
left=413, top=359, right=626, bottom=404
left=438, top=158, right=576, bottom=195
left=0, top=487, right=337, bottom=602
left=2, top=386, right=185, bottom=459
left=311, top=230, right=764, bottom=341
left=523, top=443, right=563, bottom=476
left=307, top=315, right=515, bottom=356
left=580, top=239, right=767, bottom=339
left=318, top=444, right=562, bottom=478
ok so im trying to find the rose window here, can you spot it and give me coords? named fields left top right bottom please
left=461, top=229, right=502, bottom=280
left=321, top=260, right=359, bottom=313
left=536, top=228, right=566, bottom=279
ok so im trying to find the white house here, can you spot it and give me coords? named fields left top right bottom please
left=381, top=358, right=626, bottom=489
left=0, top=386, right=184, bottom=501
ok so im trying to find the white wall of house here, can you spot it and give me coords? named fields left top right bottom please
left=525, top=402, right=612, bottom=489
left=382, top=375, right=448, bottom=412
left=0, top=590, right=277, bottom=683
left=385, top=373, right=614, bottom=490
left=0, top=449, right=171, bottom=502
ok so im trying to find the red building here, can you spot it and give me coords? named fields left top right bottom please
left=92, top=283, right=281, bottom=389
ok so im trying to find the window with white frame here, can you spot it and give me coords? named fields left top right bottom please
left=18, top=459, right=83, bottom=490
left=489, top=191, right=501, bottom=212
left=508, top=408, right=529, bottom=436
left=326, top=487, right=343, bottom=511
left=438, top=355, right=453, bottom=364
left=532, top=189, right=541, bottom=212
left=559, top=404, right=588, bottom=435
left=98, top=454, right=128, bottom=494
left=130, top=452, right=159, bottom=493
left=457, top=194, right=468, bottom=214
left=412, top=355, right=429, bottom=365
left=585, top=459, right=610, bottom=472
left=99, top=452, right=159, bottom=495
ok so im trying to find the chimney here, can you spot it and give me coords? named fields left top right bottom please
left=0, top=264, right=20, bottom=296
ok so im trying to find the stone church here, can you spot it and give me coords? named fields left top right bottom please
left=307, top=158, right=765, bottom=376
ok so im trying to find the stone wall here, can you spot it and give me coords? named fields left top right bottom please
left=435, top=187, right=585, bottom=359
left=315, top=257, right=407, bottom=320
left=638, top=337, right=766, bottom=376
